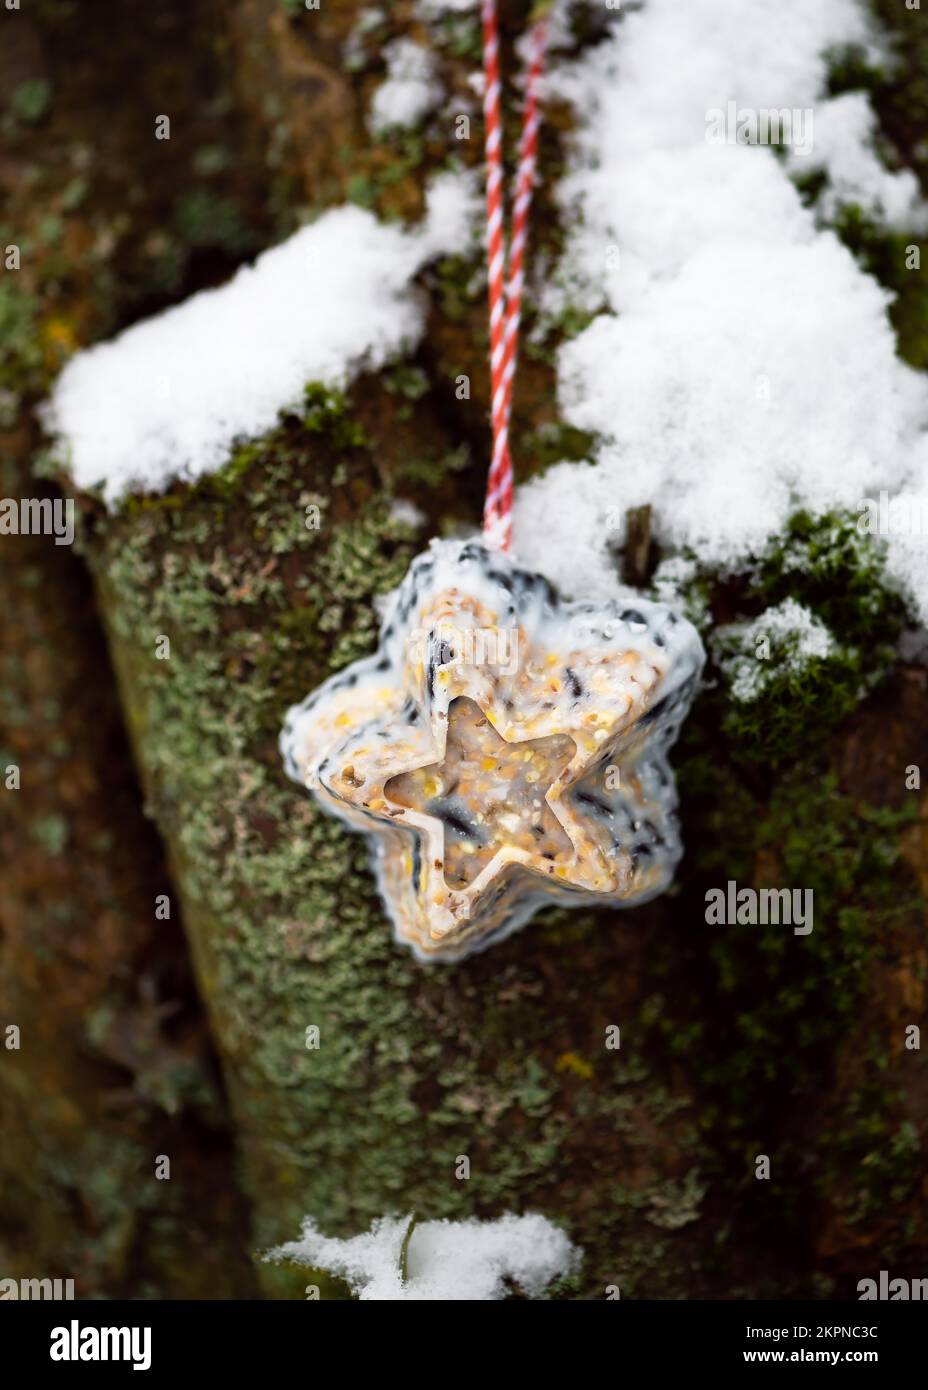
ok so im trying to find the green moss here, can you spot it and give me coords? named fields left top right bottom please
left=383, top=364, right=430, bottom=421
left=60, top=175, right=90, bottom=212
left=730, top=780, right=910, bottom=1085
left=792, top=166, right=829, bottom=208
left=518, top=420, right=597, bottom=474
left=10, top=79, right=53, bottom=125
left=830, top=206, right=928, bottom=371
left=0, top=282, right=46, bottom=412
left=824, top=43, right=885, bottom=97
left=259, top=1256, right=353, bottom=1301
left=172, top=189, right=256, bottom=259
left=302, top=383, right=368, bottom=448
left=663, top=511, right=906, bottom=768
left=339, top=121, right=435, bottom=223
left=192, top=145, right=231, bottom=178
left=788, top=2, right=928, bottom=370
left=752, top=510, right=908, bottom=647
left=823, top=1088, right=920, bottom=1230
left=446, top=20, right=482, bottom=64
left=426, top=252, right=481, bottom=326
left=869, top=0, right=928, bottom=188
left=375, top=130, right=427, bottom=183
left=31, top=813, right=69, bottom=855
left=663, top=737, right=920, bottom=1216
left=525, top=304, right=599, bottom=365
left=719, top=649, right=866, bottom=768
left=345, top=173, right=377, bottom=209
left=393, top=440, right=471, bottom=490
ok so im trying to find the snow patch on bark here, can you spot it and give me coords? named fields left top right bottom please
left=369, top=39, right=443, bottom=133
left=46, top=174, right=478, bottom=505
left=266, top=1212, right=581, bottom=1300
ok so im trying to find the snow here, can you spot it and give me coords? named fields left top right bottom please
left=369, top=39, right=443, bottom=134
left=714, top=599, right=836, bottom=703
left=266, top=1212, right=580, bottom=1300
left=387, top=497, right=427, bottom=530
left=514, top=0, right=928, bottom=624
left=792, top=91, right=928, bottom=228
left=46, top=174, right=478, bottom=504
left=416, top=0, right=477, bottom=17
left=652, top=553, right=710, bottom=628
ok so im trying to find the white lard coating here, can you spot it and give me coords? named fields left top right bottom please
left=281, top=539, right=704, bottom=961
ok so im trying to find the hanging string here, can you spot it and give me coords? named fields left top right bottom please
left=481, top=0, right=551, bottom=552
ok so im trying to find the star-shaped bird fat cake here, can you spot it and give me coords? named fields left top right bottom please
left=281, top=538, right=705, bottom=962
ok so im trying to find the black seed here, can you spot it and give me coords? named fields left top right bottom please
left=430, top=798, right=483, bottom=843
left=575, top=790, right=611, bottom=817
left=641, top=818, right=665, bottom=847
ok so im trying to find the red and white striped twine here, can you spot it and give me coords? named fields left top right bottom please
left=481, top=0, right=550, bottom=553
